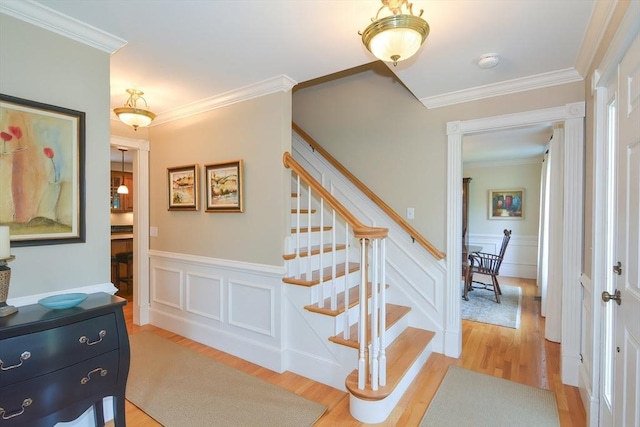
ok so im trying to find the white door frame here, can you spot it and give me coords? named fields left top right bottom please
left=445, top=103, right=585, bottom=387
left=111, top=136, right=150, bottom=326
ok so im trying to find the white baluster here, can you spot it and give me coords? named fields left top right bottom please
left=295, top=176, right=301, bottom=279
left=379, top=238, right=387, bottom=386
left=306, top=186, right=312, bottom=281
left=371, top=238, right=379, bottom=390
left=331, top=212, right=337, bottom=312
left=318, top=198, right=324, bottom=309
left=343, top=225, right=350, bottom=339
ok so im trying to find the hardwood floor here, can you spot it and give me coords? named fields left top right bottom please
left=114, top=277, right=586, bottom=426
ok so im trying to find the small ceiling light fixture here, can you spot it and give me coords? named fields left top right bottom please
left=360, top=0, right=430, bottom=66
left=117, top=148, right=129, bottom=195
left=113, top=88, right=156, bottom=131
left=477, top=53, right=500, bottom=69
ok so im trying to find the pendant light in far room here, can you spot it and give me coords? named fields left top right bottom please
left=117, top=148, right=129, bottom=195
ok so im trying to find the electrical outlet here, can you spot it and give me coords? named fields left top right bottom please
left=407, top=207, right=415, bottom=219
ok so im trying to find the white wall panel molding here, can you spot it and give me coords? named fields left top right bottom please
left=152, top=266, right=183, bottom=310
left=186, top=272, right=223, bottom=321
left=229, top=280, right=275, bottom=337
left=148, top=251, right=284, bottom=372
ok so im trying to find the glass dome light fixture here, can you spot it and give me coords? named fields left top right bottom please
left=360, top=0, right=430, bottom=66
left=117, top=148, right=129, bottom=195
left=113, top=88, right=156, bottom=131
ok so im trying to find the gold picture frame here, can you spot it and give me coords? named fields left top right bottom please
left=489, top=189, right=524, bottom=219
left=168, top=164, right=198, bottom=211
left=205, top=160, right=243, bottom=212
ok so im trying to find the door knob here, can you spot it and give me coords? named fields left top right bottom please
left=602, top=289, right=621, bottom=305
left=613, top=261, right=622, bottom=275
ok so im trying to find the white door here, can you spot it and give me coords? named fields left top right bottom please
left=605, top=32, right=640, bottom=427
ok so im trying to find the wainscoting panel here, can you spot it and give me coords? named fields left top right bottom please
left=152, top=266, right=183, bottom=309
left=229, top=280, right=274, bottom=336
left=467, top=233, right=538, bottom=279
left=149, top=250, right=286, bottom=372
left=186, top=272, right=223, bottom=321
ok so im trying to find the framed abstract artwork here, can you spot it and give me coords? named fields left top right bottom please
left=167, top=164, right=199, bottom=211
left=489, top=189, right=524, bottom=219
left=0, top=93, right=86, bottom=246
left=205, top=160, right=243, bottom=212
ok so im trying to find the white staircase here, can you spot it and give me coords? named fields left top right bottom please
left=282, top=146, right=439, bottom=423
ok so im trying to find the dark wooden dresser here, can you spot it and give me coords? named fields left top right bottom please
left=0, top=293, right=129, bottom=426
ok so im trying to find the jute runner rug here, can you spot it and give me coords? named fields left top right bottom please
left=420, top=366, right=560, bottom=427
left=126, top=332, right=327, bottom=426
left=461, top=284, right=522, bottom=328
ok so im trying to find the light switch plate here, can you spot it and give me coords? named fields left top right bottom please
left=407, top=208, right=415, bottom=219
left=150, top=226, right=158, bottom=237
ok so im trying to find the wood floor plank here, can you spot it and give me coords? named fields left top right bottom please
left=110, top=276, right=586, bottom=427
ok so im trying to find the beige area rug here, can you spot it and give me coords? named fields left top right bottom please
left=126, top=332, right=327, bottom=427
left=420, top=366, right=560, bottom=427
left=461, top=284, right=522, bottom=328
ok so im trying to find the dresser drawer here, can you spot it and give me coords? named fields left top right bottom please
left=0, top=314, right=119, bottom=387
left=0, top=349, right=120, bottom=426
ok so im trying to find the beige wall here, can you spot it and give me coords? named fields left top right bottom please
left=463, top=162, right=542, bottom=238
left=293, top=70, right=583, bottom=253
left=0, top=15, right=112, bottom=298
left=146, top=92, right=292, bottom=266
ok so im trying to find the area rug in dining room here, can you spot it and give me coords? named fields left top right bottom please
left=126, top=332, right=327, bottom=427
left=461, top=283, right=522, bottom=328
left=420, top=366, right=560, bottom=427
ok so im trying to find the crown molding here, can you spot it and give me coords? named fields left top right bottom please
left=151, top=75, right=298, bottom=126
left=0, top=0, right=126, bottom=53
left=421, top=68, right=583, bottom=109
left=574, top=0, right=618, bottom=78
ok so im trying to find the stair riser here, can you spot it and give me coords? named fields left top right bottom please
left=286, top=231, right=339, bottom=248
left=285, top=251, right=351, bottom=273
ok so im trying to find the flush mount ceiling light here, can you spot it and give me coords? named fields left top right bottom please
left=360, top=0, right=430, bottom=66
left=117, top=148, right=129, bottom=195
left=113, top=88, right=156, bottom=130
left=477, top=53, right=500, bottom=69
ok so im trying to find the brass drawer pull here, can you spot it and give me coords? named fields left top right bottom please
left=0, top=351, right=31, bottom=371
left=79, top=330, right=106, bottom=346
left=81, top=367, right=108, bottom=385
left=0, top=398, right=33, bottom=420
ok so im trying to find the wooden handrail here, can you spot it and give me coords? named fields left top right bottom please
left=283, top=152, right=388, bottom=240
left=292, top=122, right=446, bottom=260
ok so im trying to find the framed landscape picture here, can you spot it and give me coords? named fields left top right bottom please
left=489, top=189, right=524, bottom=219
left=205, top=160, right=243, bottom=212
left=167, top=164, right=198, bottom=211
left=0, top=93, right=86, bottom=246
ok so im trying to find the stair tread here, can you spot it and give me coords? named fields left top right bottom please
left=291, top=225, right=332, bottom=233
left=345, top=327, right=435, bottom=401
left=291, top=208, right=317, bottom=214
left=304, top=283, right=389, bottom=316
left=283, top=243, right=347, bottom=261
left=328, top=303, right=410, bottom=349
left=283, top=262, right=360, bottom=287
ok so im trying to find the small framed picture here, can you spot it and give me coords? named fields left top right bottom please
left=205, top=160, right=243, bottom=212
left=489, top=189, right=524, bottom=219
left=167, top=164, right=198, bottom=211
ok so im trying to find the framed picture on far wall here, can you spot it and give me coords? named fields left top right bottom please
left=167, top=164, right=198, bottom=211
left=205, top=160, right=243, bottom=212
left=489, top=189, right=524, bottom=219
